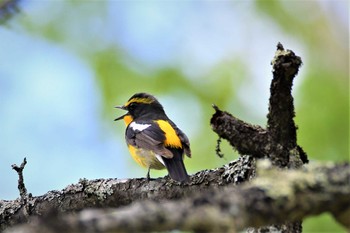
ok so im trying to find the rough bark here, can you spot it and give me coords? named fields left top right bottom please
left=211, top=43, right=307, bottom=168
left=0, top=156, right=256, bottom=231
left=210, top=43, right=308, bottom=232
left=4, top=161, right=350, bottom=233
left=11, top=158, right=28, bottom=203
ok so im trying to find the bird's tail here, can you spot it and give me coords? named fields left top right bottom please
left=162, top=149, right=190, bottom=183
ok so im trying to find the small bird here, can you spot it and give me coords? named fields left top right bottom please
left=115, top=93, right=191, bottom=183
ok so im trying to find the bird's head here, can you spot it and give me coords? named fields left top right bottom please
left=115, top=93, right=165, bottom=125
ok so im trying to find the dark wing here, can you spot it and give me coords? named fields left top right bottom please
left=161, top=147, right=190, bottom=182
left=168, top=120, right=191, bottom=158
left=126, top=122, right=173, bottom=158
left=163, top=119, right=191, bottom=182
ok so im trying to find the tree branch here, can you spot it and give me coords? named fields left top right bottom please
left=11, top=157, right=28, bottom=203
left=267, top=42, right=307, bottom=166
left=210, top=43, right=310, bottom=232
left=5, top=161, right=349, bottom=233
left=267, top=42, right=301, bottom=145
left=0, top=156, right=256, bottom=231
left=211, top=105, right=268, bottom=158
left=211, top=43, right=308, bottom=168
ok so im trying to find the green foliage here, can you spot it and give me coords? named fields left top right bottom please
left=296, top=69, right=348, bottom=162
left=303, top=213, right=347, bottom=233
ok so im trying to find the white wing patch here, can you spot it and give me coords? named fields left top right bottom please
left=155, top=154, right=165, bottom=166
left=130, top=122, right=151, bottom=131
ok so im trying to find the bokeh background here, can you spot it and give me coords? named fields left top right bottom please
left=0, top=0, right=348, bottom=232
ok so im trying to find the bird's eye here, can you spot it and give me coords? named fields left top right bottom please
left=128, top=102, right=136, bottom=110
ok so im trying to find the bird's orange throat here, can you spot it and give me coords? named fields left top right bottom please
left=123, top=115, right=133, bottom=126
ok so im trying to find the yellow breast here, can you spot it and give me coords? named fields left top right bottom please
left=128, top=145, right=165, bottom=170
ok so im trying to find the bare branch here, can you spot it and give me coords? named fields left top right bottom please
left=11, top=157, right=28, bottom=202
left=211, top=43, right=308, bottom=169
left=211, top=105, right=268, bottom=158
left=210, top=43, right=309, bottom=232
left=0, top=156, right=255, bottom=231
left=267, top=42, right=306, bottom=165
left=5, top=161, right=349, bottom=233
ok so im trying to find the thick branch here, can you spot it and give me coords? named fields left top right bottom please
left=268, top=43, right=301, bottom=145
left=211, top=105, right=268, bottom=158
left=0, top=156, right=256, bottom=231
left=210, top=43, right=308, bottom=232
left=267, top=43, right=306, bottom=166
left=211, top=43, right=308, bottom=168
left=5, top=161, right=349, bottom=233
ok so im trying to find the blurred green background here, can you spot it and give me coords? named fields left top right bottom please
left=0, top=0, right=348, bottom=232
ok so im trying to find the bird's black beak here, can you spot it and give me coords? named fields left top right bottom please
left=114, top=105, right=128, bottom=121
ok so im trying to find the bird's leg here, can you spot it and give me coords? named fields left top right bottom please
left=146, top=167, right=151, bottom=181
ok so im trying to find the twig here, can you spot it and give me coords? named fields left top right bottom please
left=215, top=137, right=224, bottom=158
left=11, top=157, right=28, bottom=202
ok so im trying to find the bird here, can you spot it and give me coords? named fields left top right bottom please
left=115, top=93, right=191, bottom=183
